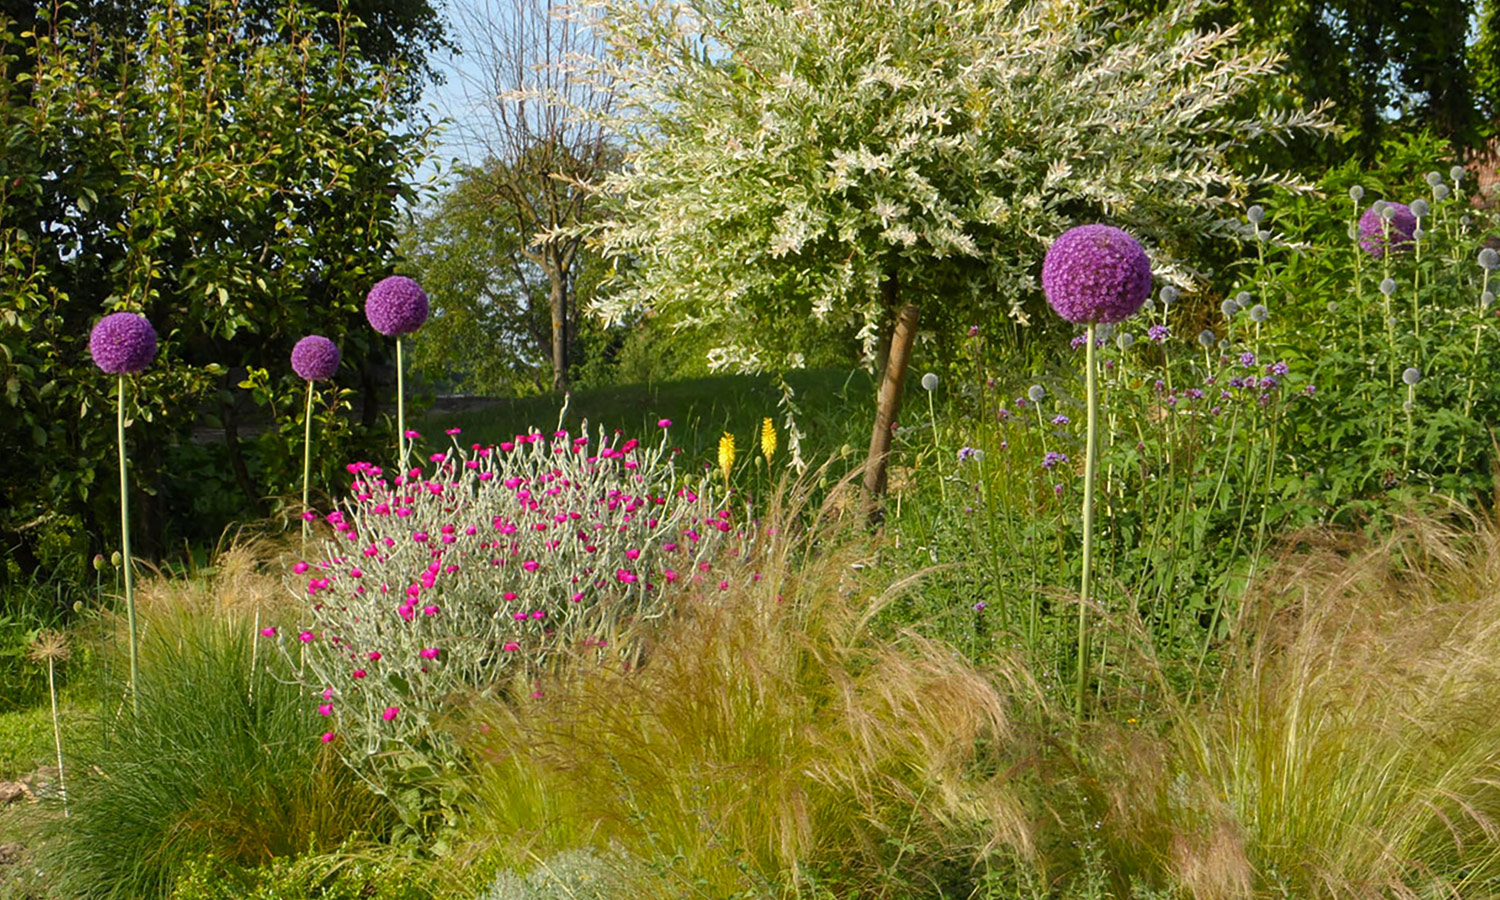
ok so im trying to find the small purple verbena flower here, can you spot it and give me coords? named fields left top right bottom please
left=1269, top=361, right=1290, bottom=377
left=365, top=276, right=429, bottom=336
left=1053, top=484, right=1065, bottom=498
left=1147, top=324, right=1170, bottom=344
left=968, top=325, right=980, bottom=337
left=1041, top=224, right=1153, bottom=324
left=997, top=408, right=1010, bottom=421
left=89, top=312, right=158, bottom=374
left=291, top=335, right=341, bottom=381
left=973, top=601, right=987, bottom=611
left=1042, top=451, right=1069, bottom=470
left=1239, top=352, right=1256, bottom=368
left=1071, top=334, right=1088, bottom=350
left=1185, top=388, right=1204, bottom=400
left=1358, top=202, right=1417, bottom=258
left=1052, top=414, right=1070, bottom=426
left=1304, top=384, right=1317, bottom=397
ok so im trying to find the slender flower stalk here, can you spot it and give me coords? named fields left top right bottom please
left=1040, top=224, right=1151, bottom=718
left=364, top=276, right=429, bottom=473
left=921, top=373, right=946, bottom=503
left=89, top=312, right=156, bottom=715
left=29, top=630, right=70, bottom=816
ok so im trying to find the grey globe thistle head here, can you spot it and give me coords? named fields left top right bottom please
left=1197, top=329, right=1215, bottom=348
left=1159, top=285, right=1179, bottom=306
left=1485, top=291, right=1495, bottom=307
left=291, top=335, right=341, bottom=381
left=89, top=312, right=158, bottom=374
left=1372, top=199, right=1389, bottom=215
left=1451, top=165, right=1466, bottom=183
left=1379, top=277, right=1398, bottom=296
left=1247, top=204, right=1265, bottom=224
left=1409, top=198, right=1429, bottom=218
left=1249, top=304, right=1269, bottom=323
left=1235, top=291, right=1253, bottom=309
left=1027, top=384, right=1046, bottom=403
left=1433, top=184, right=1451, bottom=201
left=1413, top=227, right=1426, bottom=241
left=1116, top=332, right=1135, bottom=351
left=1220, top=299, right=1238, bottom=318
left=1256, top=229, right=1272, bottom=242
left=1140, top=298, right=1155, bottom=315
left=1402, top=366, right=1421, bottom=386
left=1349, top=185, right=1365, bottom=201
left=1463, top=215, right=1474, bottom=228
left=1041, top=224, right=1153, bottom=324
left=920, top=372, right=939, bottom=391
left=1479, top=248, right=1500, bottom=271
left=364, top=275, right=429, bottom=337
left=1218, top=338, right=1230, bottom=350
left=1360, top=202, right=1417, bottom=257
left=1425, top=171, right=1444, bottom=187
left=1327, top=301, right=1340, bottom=314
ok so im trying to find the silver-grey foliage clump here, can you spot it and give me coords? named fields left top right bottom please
left=577, top=0, right=1331, bottom=372
left=281, top=425, right=722, bottom=765
left=479, top=850, right=624, bottom=900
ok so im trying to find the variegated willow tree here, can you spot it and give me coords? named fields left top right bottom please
left=573, top=0, right=1329, bottom=517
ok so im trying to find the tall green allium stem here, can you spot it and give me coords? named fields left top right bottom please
left=301, top=379, right=315, bottom=546
left=47, top=655, right=67, bottom=817
left=116, top=375, right=139, bottom=716
left=1458, top=267, right=1491, bottom=468
left=1077, top=321, right=1098, bottom=719
left=396, top=337, right=408, bottom=472
left=927, top=388, right=946, bottom=504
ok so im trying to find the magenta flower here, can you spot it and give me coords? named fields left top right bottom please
left=89, top=312, right=158, bottom=374
left=382, top=706, right=399, bottom=721
left=365, top=276, right=429, bottom=336
left=291, top=335, right=341, bottom=381
left=318, top=703, right=333, bottom=716
left=321, top=732, right=336, bottom=743
left=1358, top=202, right=1416, bottom=258
left=1041, top=225, right=1152, bottom=324
left=419, top=647, right=439, bottom=660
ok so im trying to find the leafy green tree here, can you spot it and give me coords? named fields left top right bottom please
left=579, top=0, right=1327, bottom=505
left=0, top=0, right=433, bottom=574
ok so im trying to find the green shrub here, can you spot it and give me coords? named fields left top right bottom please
left=169, top=849, right=435, bottom=900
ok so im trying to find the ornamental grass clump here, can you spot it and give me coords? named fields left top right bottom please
left=281, top=420, right=724, bottom=774
left=1041, top=224, right=1151, bottom=718
left=89, top=310, right=158, bottom=714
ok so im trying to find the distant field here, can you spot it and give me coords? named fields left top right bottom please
left=413, top=368, right=880, bottom=463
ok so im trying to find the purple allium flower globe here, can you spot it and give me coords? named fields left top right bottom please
left=1357, top=202, right=1417, bottom=258
left=89, top=312, right=158, bottom=375
left=364, top=276, right=429, bottom=337
left=1041, top=225, right=1152, bottom=324
left=291, top=335, right=341, bottom=381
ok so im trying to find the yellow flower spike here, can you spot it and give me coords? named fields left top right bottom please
left=719, top=431, right=736, bottom=488
left=760, top=417, right=776, bottom=465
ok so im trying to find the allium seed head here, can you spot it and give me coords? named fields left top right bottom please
left=1326, top=301, right=1340, bottom=314
left=1433, top=184, right=1450, bottom=201
left=1247, top=205, right=1265, bottom=224
left=1116, top=332, right=1134, bottom=351
left=1349, top=185, right=1365, bottom=201
left=364, top=275, right=429, bottom=337
left=920, top=372, right=939, bottom=391
left=89, top=312, right=158, bottom=374
left=1041, top=224, right=1152, bottom=324
left=1235, top=291, right=1253, bottom=309
left=1027, top=384, right=1046, bottom=403
left=1410, top=199, right=1429, bottom=218
left=1249, top=304, right=1269, bottom=323
left=1425, top=171, right=1443, bottom=187
left=1197, top=329, right=1215, bottom=348
left=1451, top=165, right=1466, bottom=183
left=1402, top=367, right=1421, bottom=386
left=1159, top=285, right=1179, bottom=306
left=291, top=335, right=341, bottom=381
left=1479, top=248, right=1500, bottom=271
left=1379, top=277, right=1398, bottom=296
left=1220, top=299, right=1237, bottom=318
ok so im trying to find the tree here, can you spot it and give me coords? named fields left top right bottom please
left=578, top=0, right=1328, bottom=514
left=0, top=0, right=433, bottom=574
left=444, top=0, right=616, bottom=392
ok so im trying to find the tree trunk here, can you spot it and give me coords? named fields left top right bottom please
left=862, top=269, right=918, bottom=526
left=549, top=254, right=569, bottom=392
